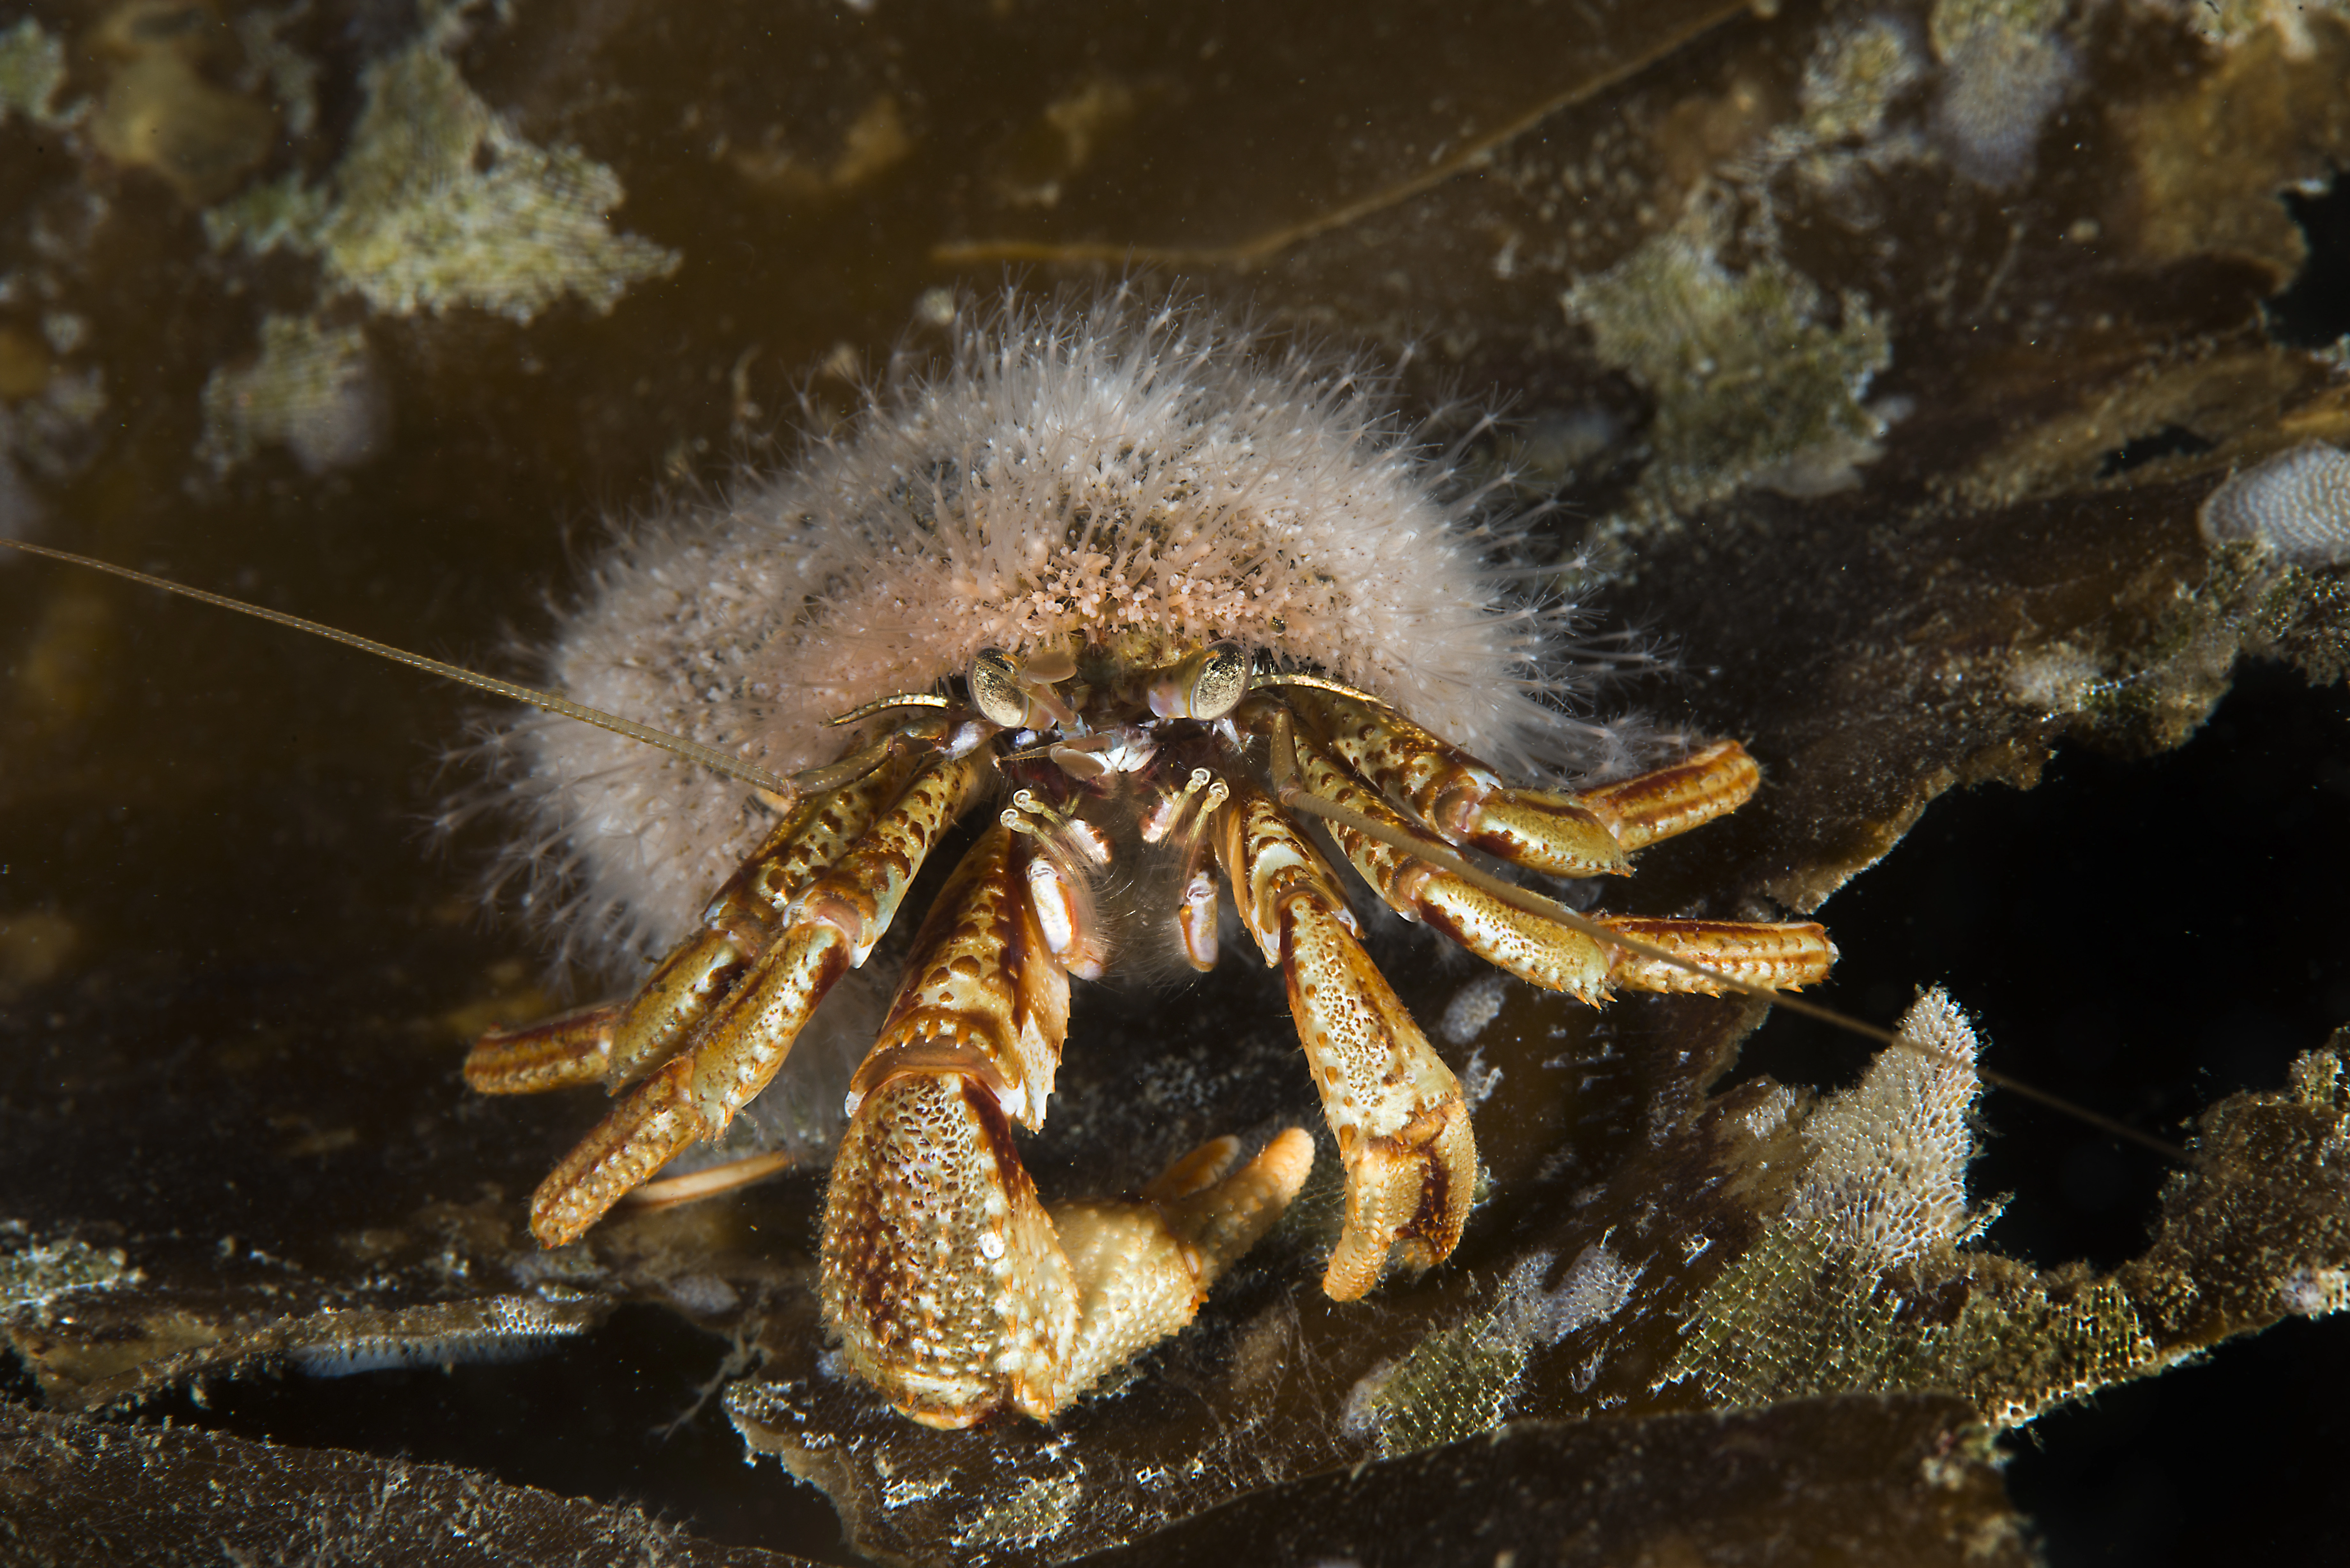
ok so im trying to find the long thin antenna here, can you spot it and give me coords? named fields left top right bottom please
left=3, top=539, right=805, bottom=804
left=618, top=1150, right=796, bottom=1212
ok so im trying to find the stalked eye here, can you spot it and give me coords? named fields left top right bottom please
left=968, top=647, right=1033, bottom=728
left=1189, top=639, right=1252, bottom=719
left=1149, top=639, right=1252, bottom=720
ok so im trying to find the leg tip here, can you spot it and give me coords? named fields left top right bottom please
left=1321, top=1100, right=1475, bottom=1300
left=1160, top=1126, right=1317, bottom=1283
left=524, top=1057, right=704, bottom=1248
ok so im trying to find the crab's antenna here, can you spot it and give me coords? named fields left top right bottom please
left=827, top=692, right=953, bottom=725
left=1273, top=779, right=2194, bottom=1168
left=1252, top=669, right=1392, bottom=704
left=618, top=1150, right=796, bottom=1212
left=2, top=538, right=805, bottom=804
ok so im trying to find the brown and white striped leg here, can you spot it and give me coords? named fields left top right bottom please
left=1282, top=686, right=1629, bottom=875
left=462, top=999, right=622, bottom=1093
left=523, top=751, right=985, bottom=1246
left=463, top=745, right=924, bottom=1101
left=1593, top=917, right=1834, bottom=993
left=1571, top=739, right=1763, bottom=851
left=1283, top=687, right=1777, bottom=872
left=1286, top=721, right=1833, bottom=1002
left=1218, top=779, right=1475, bottom=1300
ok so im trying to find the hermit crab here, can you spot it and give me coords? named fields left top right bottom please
left=9, top=291, right=1835, bottom=1430
left=445, top=291, right=1836, bottom=1428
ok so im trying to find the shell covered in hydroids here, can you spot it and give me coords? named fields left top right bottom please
left=477, top=289, right=1642, bottom=974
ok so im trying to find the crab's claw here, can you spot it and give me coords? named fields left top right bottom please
left=820, top=822, right=1314, bottom=1427
left=1218, top=780, right=1480, bottom=1299
left=823, top=1074, right=1313, bottom=1428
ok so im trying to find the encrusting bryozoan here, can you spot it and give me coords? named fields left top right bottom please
left=452, top=285, right=1838, bottom=1428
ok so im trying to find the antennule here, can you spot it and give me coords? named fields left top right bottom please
left=2, top=538, right=804, bottom=803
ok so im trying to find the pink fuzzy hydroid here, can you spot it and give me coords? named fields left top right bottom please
left=475, top=290, right=1637, bottom=973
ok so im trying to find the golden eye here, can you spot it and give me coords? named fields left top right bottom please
left=1148, top=639, right=1252, bottom=720
left=1186, top=639, right=1251, bottom=720
left=968, top=648, right=1034, bottom=728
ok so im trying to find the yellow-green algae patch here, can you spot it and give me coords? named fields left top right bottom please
left=1797, top=16, right=1926, bottom=145
left=196, top=313, right=383, bottom=476
left=1323, top=990, right=2350, bottom=1484
left=1346, top=1241, right=1642, bottom=1457
left=1659, top=993, right=2162, bottom=1421
left=0, top=18, right=70, bottom=128
left=1663, top=995, right=2350, bottom=1427
left=1561, top=211, right=1893, bottom=526
left=206, top=30, right=678, bottom=323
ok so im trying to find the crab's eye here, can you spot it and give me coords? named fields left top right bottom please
left=1150, top=639, right=1252, bottom=720
left=1188, top=640, right=1252, bottom=719
left=968, top=647, right=1034, bottom=728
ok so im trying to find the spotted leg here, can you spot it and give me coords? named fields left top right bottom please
left=476, top=750, right=986, bottom=1246
left=822, top=821, right=1311, bottom=1426
left=464, top=743, right=927, bottom=1098
left=1285, top=685, right=1789, bottom=871
left=1571, top=738, right=1765, bottom=852
left=1217, top=778, right=1475, bottom=1300
left=1283, top=686, right=1634, bottom=874
left=1286, top=720, right=1835, bottom=1001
